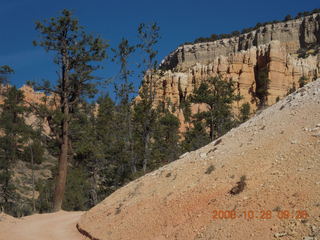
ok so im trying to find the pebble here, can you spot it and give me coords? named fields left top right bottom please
left=274, top=232, right=287, bottom=238
left=302, top=237, right=315, bottom=240
left=312, top=133, right=320, bottom=138
left=179, top=152, right=189, bottom=158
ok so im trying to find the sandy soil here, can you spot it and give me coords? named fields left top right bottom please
left=78, top=80, right=320, bottom=240
left=0, top=211, right=86, bottom=240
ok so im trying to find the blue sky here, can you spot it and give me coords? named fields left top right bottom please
left=0, top=0, right=319, bottom=97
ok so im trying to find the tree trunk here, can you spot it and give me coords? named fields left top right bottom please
left=89, top=170, right=98, bottom=206
left=128, top=109, right=136, bottom=174
left=53, top=55, right=69, bottom=211
left=210, top=111, right=214, bottom=141
left=143, top=132, right=150, bottom=172
left=29, top=143, right=36, bottom=213
left=53, top=114, right=69, bottom=211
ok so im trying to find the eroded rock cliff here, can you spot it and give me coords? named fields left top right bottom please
left=149, top=13, right=320, bottom=127
left=161, top=13, right=320, bottom=70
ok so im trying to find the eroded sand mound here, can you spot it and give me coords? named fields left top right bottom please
left=78, top=80, right=320, bottom=240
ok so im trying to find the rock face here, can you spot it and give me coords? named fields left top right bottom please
left=149, top=14, right=320, bottom=126
left=78, top=80, right=320, bottom=240
left=161, top=14, right=320, bottom=70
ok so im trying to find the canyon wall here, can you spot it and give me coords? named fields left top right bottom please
left=148, top=13, right=320, bottom=129
left=161, top=13, right=320, bottom=70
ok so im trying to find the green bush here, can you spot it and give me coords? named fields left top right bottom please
left=239, top=103, right=251, bottom=123
left=22, top=140, right=45, bottom=164
left=36, top=179, right=54, bottom=213
left=298, top=76, right=308, bottom=88
left=62, top=167, right=91, bottom=211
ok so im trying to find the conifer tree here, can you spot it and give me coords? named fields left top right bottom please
left=255, top=69, right=270, bottom=107
left=182, top=120, right=210, bottom=152
left=0, top=65, right=14, bottom=95
left=132, top=96, right=158, bottom=172
left=30, top=9, right=108, bottom=211
left=0, top=65, right=13, bottom=86
left=112, top=38, right=136, bottom=173
left=151, top=110, right=180, bottom=168
left=95, top=95, right=135, bottom=196
left=189, top=76, right=241, bottom=141
left=69, top=102, right=101, bottom=207
left=239, top=102, right=251, bottom=123
left=0, top=87, right=33, bottom=213
left=134, top=22, right=160, bottom=172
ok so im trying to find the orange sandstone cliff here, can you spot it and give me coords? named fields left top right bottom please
left=146, top=13, right=320, bottom=129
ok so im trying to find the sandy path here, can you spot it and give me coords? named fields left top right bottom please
left=0, top=211, right=86, bottom=240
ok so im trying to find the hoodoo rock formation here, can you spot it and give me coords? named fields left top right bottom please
left=148, top=13, right=320, bottom=126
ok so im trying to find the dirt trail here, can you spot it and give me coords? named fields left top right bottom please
left=0, top=211, right=85, bottom=240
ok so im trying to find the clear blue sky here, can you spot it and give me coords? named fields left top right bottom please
left=0, top=0, right=318, bottom=96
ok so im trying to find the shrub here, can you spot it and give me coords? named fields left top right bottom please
left=287, top=82, right=296, bottom=95
left=284, top=14, right=292, bottom=21
left=298, top=76, right=308, bottom=88
left=230, top=175, right=246, bottom=195
left=239, top=103, right=251, bottom=122
left=205, top=165, right=215, bottom=174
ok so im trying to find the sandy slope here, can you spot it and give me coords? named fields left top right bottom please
left=0, top=211, right=85, bottom=240
left=78, top=80, right=320, bottom=240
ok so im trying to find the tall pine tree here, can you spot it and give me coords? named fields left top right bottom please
left=134, top=23, right=160, bottom=172
left=112, top=38, right=136, bottom=174
left=30, top=9, right=108, bottom=211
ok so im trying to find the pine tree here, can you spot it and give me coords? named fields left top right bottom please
left=62, top=166, right=91, bottom=211
left=30, top=9, right=108, bottom=211
left=134, top=22, right=161, bottom=172
left=182, top=120, right=210, bottom=152
left=112, top=38, right=136, bottom=174
left=238, top=102, right=251, bottom=123
left=189, top=76, right=241, bottom=141
left=151, top=110, right=181, bottom=168
left=0, top=87, right=33, bottom=213
left=132, top=96, right=158, bottom=173
left=69, top=102, right=101, bottom=207
left=0, top=65, right=13, bottom=86
left=0, top=65, right=13, bottom=95
left=255, top=69, right=270, bottom=108
left=95, top=95, right=133, bottom=197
